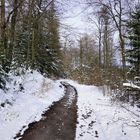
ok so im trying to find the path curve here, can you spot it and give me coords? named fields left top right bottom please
left=17, top=83, right=77, bottom=140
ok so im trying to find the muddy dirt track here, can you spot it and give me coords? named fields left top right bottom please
left=18, top=84, right=77, bottom=140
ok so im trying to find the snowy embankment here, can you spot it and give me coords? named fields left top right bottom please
left=0, top=71, right=64, bottom=140
left=63, top=80, right=140, bottom=140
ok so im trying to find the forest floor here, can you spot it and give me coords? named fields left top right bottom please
left=0, top=72, right=140, bottom=140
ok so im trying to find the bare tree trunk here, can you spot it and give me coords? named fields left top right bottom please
left=31, top=27, right=35, bottom=69
left=98, top=17, right=102, bottom=68
left=119, top=31, right=126, bottom=81
left=8, top=0, right=18, bottom=66
left=26, top=0, right=33, bottom=69
left=79, top=40, right=83, bottom=83
left=0, top=0, right=7, bottom=70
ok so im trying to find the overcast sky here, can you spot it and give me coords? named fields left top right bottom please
left=59, top=0, right=122, bottom=64
left=59, top=1, right=93, bottom=35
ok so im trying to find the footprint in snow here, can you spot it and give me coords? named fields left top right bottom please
left=80, top=125, right=85, bottom=128
left=95, top=130, right=99, bottom=138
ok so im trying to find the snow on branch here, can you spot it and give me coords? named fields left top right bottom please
left=123, top=82, right=140, bottom=90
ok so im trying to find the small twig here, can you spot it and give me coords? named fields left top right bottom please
left=121, top=105, right=140, bottom=118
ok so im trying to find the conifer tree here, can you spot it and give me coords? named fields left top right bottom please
left=127, top=6, right=140, bottom=78
left=38, top=0, right=63, bottom=77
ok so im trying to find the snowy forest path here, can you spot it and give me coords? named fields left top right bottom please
left=18, top=83, right=78, bottom=140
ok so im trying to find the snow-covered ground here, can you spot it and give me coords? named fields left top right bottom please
left=71, top=82, right=140, bottom=140
left=1, top=75, right=140, bottom=140
left=0, top=71, right=64, bottom=140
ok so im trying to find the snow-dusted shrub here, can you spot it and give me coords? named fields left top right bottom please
left=111, top=82, right=140, bottom=107
left=0, top=66, right=8, bottom=90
